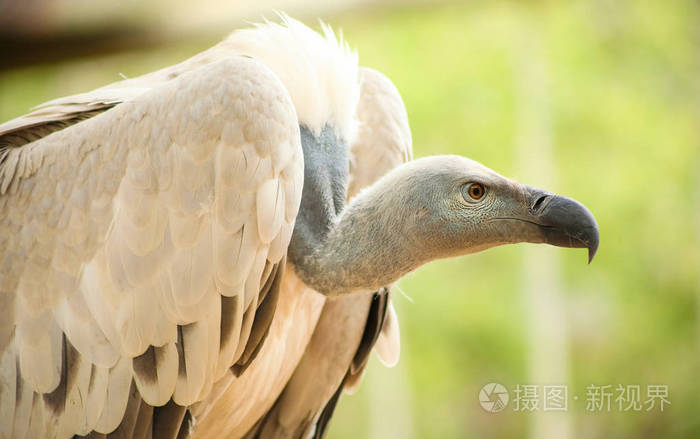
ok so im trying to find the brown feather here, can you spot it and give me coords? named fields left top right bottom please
left=106, top=382, right=141, bottom=438
left=350, top=288, right=389, bottom=374
left=152, top=400, right=187, bottom=439
left=43, top=334, right=69, bottom=415
left=130, top=400, right=153, bottom=439
left=312, top=376, right=346, bottom=439
left=229, top=301, right=257, bottom=378
left=132, top=346, right=158, bottom=388
left=233, top=258, right=285, bottom=373
left=0, top=108, right=113, bottom=151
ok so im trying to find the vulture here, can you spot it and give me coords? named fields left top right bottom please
left=0, top=15, right=599, bottom=439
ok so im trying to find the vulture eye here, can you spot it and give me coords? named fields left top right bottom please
left=463, top=182, right=486, bottom=201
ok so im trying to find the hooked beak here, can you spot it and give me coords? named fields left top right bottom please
left=524, top=187, right=600, bottom=263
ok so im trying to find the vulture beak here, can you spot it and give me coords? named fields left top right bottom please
left=524, top=186, right=600, bottom=263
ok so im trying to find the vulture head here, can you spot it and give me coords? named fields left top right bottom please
left=291, top=154, right=599, bottom=297
left=377, top=155, right=599, bottom=262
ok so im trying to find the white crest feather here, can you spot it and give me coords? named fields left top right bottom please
left=225, top=13, right=360, bottom=142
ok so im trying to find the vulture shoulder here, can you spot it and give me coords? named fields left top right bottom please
left=246, top=66, right=412, bottom=439
left=0, top=55, right=304, bottom=438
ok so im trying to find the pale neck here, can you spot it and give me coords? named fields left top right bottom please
left=289, top=181, right=429, bottom=296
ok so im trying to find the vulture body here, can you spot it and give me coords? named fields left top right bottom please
left=0, top=16, right=599, bottom=439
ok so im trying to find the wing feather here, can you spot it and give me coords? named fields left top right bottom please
left=0, top=343, right=16, bottom=438
left=230, top=296, right=259, bottom=377
left=373, top=301, right=400, bottom=367
left=84, top=365, right=110, bottom=434
left=94, top=357, right=131, bottom=434
left=55, top=282, right=119, bottom=368
left=28, top=391, right=51, bottom=438
left=13, top=358, right=33, bottom=439
left=55, top=341, right=92, bottom=438
left=16, top=311, right=63, bottom=393
left=173, top=323, right=206, bottom=406
left=216, top=295, right=245, bottom=378
left=256, top=178, right=285, bottom=244
left=0, top=56, right=303, bottom=437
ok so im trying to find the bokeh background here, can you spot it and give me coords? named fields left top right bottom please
left=1, top=0, right=698, bottom=438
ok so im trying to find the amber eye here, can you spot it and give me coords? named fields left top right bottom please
left=465, top=183, right=486, bottom=200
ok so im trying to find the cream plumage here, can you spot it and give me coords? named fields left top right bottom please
left=0, top=17, right=407, bottom=439
left=0, top=14, right=599, bottom=439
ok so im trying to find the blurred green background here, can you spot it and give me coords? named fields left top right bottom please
left=1, top=1, right=698, bottom=438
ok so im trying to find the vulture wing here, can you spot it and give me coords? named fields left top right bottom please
left=0, top=56, right=303, bottom=438
left=248, top=67, right=413, bottom=439
left=0, top=37, right=246, bottom=154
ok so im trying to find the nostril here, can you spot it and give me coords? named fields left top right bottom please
left=532, top=195, right=549, bottom=212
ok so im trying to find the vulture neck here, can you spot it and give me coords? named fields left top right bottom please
left=289, top=125, right=424, bottom=296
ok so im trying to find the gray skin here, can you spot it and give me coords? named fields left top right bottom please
left=289, top=127, right=599, bottom=297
